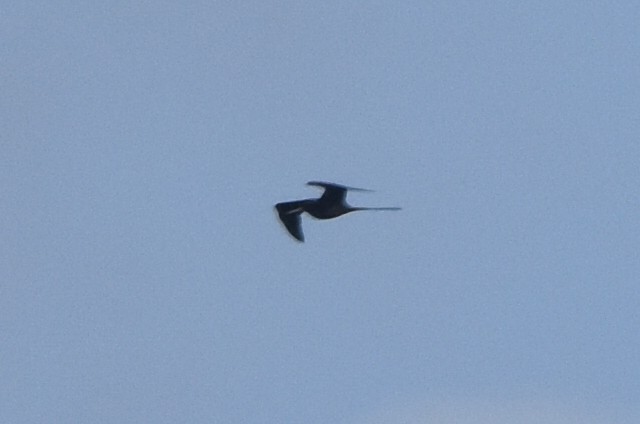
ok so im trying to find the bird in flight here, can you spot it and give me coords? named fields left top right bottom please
left=275, top=181, right=401, bottom=242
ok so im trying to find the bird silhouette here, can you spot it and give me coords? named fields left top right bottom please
left=275, top=181, right=401, bottom=242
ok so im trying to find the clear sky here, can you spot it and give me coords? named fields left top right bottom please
left=2, top=2, right=639, bottom=423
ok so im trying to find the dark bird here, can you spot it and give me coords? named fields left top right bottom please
left=275, top=181, right=401, bottom=242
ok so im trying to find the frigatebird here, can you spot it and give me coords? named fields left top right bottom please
left=275, top=181, right=401, bottom=242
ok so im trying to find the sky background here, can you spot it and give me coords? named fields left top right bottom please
left=2, top=1, right=639, bottom=423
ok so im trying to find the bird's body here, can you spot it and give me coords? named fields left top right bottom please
left=275, top=181, right=401, bottom=242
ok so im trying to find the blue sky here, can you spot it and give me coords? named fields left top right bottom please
left=2, top=1, right=639, bottom=423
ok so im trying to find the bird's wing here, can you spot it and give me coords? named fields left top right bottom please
left=307, top=181, right=371, bottom=204
left=275, top=202, right=305, bottom=242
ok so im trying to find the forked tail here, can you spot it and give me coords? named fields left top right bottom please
left=352, top=207, right=402, bottom=211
